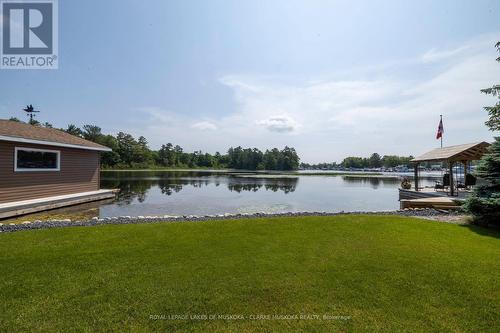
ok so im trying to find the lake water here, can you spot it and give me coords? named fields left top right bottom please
left=9, top=170, right=441, bottom=222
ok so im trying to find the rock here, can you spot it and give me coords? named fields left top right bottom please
left=0, top=208, right=459, bottom=234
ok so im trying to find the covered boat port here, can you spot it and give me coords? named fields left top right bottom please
left=399, top=142, right=490, bottom=209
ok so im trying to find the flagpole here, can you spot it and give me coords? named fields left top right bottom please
left=440, top=115, right=443, bottom=148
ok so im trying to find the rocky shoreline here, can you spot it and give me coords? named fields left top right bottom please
left=0, top=209, right=467, bottom=233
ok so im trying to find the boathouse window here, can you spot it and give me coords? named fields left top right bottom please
left=14, top=147, right=60, bottom=171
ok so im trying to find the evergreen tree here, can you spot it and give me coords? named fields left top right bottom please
left=65, top=124, right=83, bottom=137
left=464, top=41, right=500, bottom=226
left=369, top=153, right=382, bottom=168
left=82, top=124, right=103, bottom=142
left=98, top=135, right=121, bottom=167
left=115, top=132, right=137, bottom=167
left=483, top=41, right=500, bottom=131
left=463, top=138, right=500, bottom=226
left=29, top=119, right=40, bottom=126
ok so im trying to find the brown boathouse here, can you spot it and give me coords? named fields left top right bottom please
left=0, top=119, right=115, bottom=218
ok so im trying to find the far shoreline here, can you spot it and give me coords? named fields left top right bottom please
left=100, top=168, right=388, bottom=176
left=100, top=168, right=448, bottom=178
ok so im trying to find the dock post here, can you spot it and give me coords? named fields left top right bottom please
left=414, top=163, right=419, bottom=191
left=449, top=161, right=454, bottom=196
left=462, top=160, right=467, bottom=187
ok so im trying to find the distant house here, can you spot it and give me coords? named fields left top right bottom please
left=0, top=119, right=112, bottom=204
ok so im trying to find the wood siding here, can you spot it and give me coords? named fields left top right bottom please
left=0, top=141, right=100, bottom=203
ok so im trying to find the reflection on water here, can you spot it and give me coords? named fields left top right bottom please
left=6, top=170, right=440, bottom=222
left=341, top=175, right=402, bottom=189
left=102, top=171, right=299, bottom=205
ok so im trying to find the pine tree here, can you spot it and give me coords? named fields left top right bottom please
left=464, top=41, right=500, bottom=226
left=463, top=138, right=500, bottom=225
left=483, top=41, right=500, bottom=131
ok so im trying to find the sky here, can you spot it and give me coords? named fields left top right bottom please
left=0, top=0, right=499, bottom=163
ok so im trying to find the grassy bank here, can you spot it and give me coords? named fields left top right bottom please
left=0, top=215, right=498, bottom=332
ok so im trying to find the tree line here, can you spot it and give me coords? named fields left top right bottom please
left=8, top=118, right=300, bottom=170
left=300, top=153, right=414, bottom=169
left=80, top=126, right=300, bottom=170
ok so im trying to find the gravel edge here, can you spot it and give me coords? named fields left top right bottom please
left=0, top=209, right=467, bottom=233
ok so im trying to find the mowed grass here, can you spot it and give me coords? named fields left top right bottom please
left=0, top=216, right=498, bottom=332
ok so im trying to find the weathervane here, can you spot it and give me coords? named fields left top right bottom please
left=23, top=104, right=40, bottom=123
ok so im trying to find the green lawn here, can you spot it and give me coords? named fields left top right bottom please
left=0, top=216, right=498, bottom=332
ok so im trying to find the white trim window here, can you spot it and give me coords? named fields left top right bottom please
left=14, top=147, right=61, bottom=172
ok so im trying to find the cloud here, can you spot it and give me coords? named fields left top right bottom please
left=191, top=121, right=217, bottom=131
left=421, top=46, right=469, bottom=63
left=217, top=35, right=498, bottom=162
left=420, top=34, right=497, bottom=64
left=257, top=115, right=299, bottom=133
left=136, top=106, right=176, bottom=125
left=123, top=34, right=498, bottom=163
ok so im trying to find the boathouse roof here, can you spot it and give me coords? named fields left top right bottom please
left=411, top=142, right=490, bottom=163
left=0, top=119, right=111, bottom=151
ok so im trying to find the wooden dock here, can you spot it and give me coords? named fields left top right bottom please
left=398, top=188, right=465, bottom=210
left=400, top=197, right=461, bottom=210
left=0, top=189, right=117, bottom=219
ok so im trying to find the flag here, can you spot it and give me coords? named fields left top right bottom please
left=436, top=118, right=444, bottom=139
